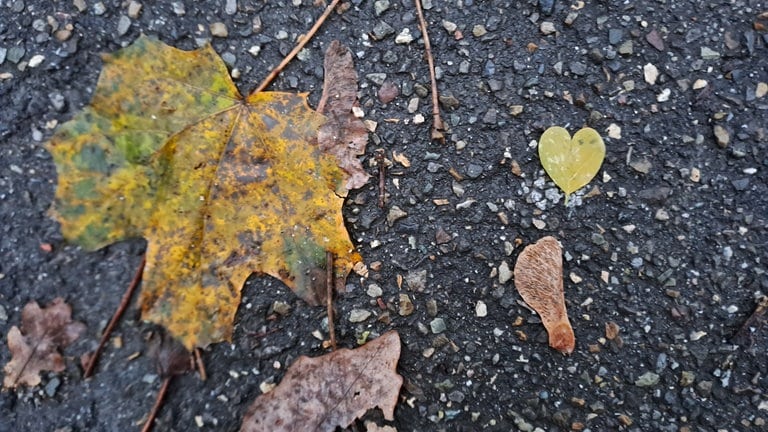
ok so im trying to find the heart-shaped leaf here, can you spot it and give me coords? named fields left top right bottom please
left=538, top=126, right=605, bottom=205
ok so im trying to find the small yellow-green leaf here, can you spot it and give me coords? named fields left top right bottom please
left=538, top=126, right=605, bottom=205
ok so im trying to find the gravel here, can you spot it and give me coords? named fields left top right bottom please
left=2, top=1, right=767, bottom=431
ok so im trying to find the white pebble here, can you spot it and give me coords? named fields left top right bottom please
left=28, top=55, right=45, bottom=68
left=395, top=28, right=413, bottom=44
left=475, top=301, right=488, bottom=317
left=643, top=63, right=659, bottom=85
left=656, top=88, right=671, bottom=102
left=606, top=123, right=621, bottom=139
left=692, top=79, right=708, bottom=90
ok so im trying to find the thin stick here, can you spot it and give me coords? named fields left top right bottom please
left=141, top=376, right=172, bottom=432
left=250, top=0, right=341, bottom=95
left=414, top=0, right=445, bottom=143
left=376, top=149, right=386, bottom=208
left=326, top=251, right=337, bottom=351
left=84, top=255, right=146, bottom=378
left=194, top=348, right=207, bottom=381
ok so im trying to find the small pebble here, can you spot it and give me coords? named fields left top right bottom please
left=606, top=123, right=621, bottom=139
left=398, top=294, right=414, bottom=316
left=172, top=2, right=185, bottom=15
left=618, top=40, right=633, bottom=55
left=430, top=318, right=446, bottom=334
left=44, top=377, right=60, bottom=397
left=349, top=309, right=372, bottom=323
left=655, top=208, right=670, bottom=221
left=680, top=371, right=696, bottom=386
left=117, top=16, right=131, bottom=36
left=692, top=79, right=708, bottom=90
left=27, top=54, right=44, bottom=68
left=635, top=371, right=660, bottom=387
left=645, top=29, right=665, bottom=51
left=498, top=261, right=512, bottom=284
left=93, top=2, right=106, bottom=15
left=371, top=21, right=395, bottom=40
left=378, top=81, right=399, bottom=104
left=210, top=22, right=228, bottom=37
left=225, top=0, right=237, bottom=15
left=713, top=125, right=730, bottom=148
left=374, top=0, right=390, bottom=16
left=366, top=284, right=383, bottom=297
left=608, top=28, right=623, bottom=45
left=127, top=1, right=142, bottom=18
left=756, top=82, right=767, bottom=98
left=700, top=47, right=720, bottom=60
left=643, top=63, right=659, bottom=85
left=475, top=301, right=487, bottom=317
left=540, top=21, right=556, bottom=35
left=395, top=28, right=413, bottom=44
left=656, top=88, right=671, bottom=102
left=690, top=167, right=701, bottom=182
left=386, top=206, right=407, bottom=225
left=472, top=25, right=487, bottom=37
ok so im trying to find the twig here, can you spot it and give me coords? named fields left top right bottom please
left=326, top=251, right=337, bottom=351
left=194, top=348, right=207, bottom=381
left=250, top=0, right=341, bottom=95
left=414, top=0, right=445, bottom=143
left=141, top=376, right=172, bottom=432
left=84, top=255, right=146, bottom=378
left=375, top=149, right=386, bottom=208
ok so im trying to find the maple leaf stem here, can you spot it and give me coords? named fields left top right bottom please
left=414, top=0, right=445, bottom=143
left=194, top=348, right=207, bottom=381
left=376, top=149, right=386, bottom=208
left=141, top=376, right=172, bottom=432
left=84, top=255, right=145, bottom=378
left=250, top=0, right=341, bottom=96
left=326, top=251, right=337, bottom=351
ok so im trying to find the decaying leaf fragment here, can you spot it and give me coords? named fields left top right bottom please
left=46, top=36, right=367, bottom=350
left=240, top=331, right=403, bottom=432
left=317, top=40, right=370, bottom=190
left=513, top=236, right=575, bottom=354
left=538, top=126, right=605, bottom=205
left=3, top=298, right=86, bottom=388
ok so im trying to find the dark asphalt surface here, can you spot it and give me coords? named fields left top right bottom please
left=1, top=1, right=768, bottom=431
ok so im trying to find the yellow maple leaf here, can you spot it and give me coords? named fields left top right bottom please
left=47, top=36, right=365, bottom=350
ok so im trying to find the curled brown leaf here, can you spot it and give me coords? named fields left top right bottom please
left=3, top=297, right=86, bottom=388
left=513, top=236, right=575, bottom=354
left=317, top=40, right=370, bottom=190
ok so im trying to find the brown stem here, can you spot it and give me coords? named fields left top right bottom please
left=250, top=0, right=341, bottom=96
left=326, top=251, right=337, bottom=351
left=376, top=149, right=386, bottom=208
left=194, top=348, right=207, bottom=381
left=141, top=376, right=172, bottom=432
left=414, top=0, right=445, bottom=143
left=84, top=255, right=146, bottom=378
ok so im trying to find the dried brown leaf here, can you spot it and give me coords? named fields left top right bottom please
left=513, top=236, right=575, bottom=354
left=317, top=40, right=370, bottom=190
left=240, top=331, right=403, bottom=432
left=3, top=298, right=86, bottom=388
left=147, top=330, right=193, bottom=378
